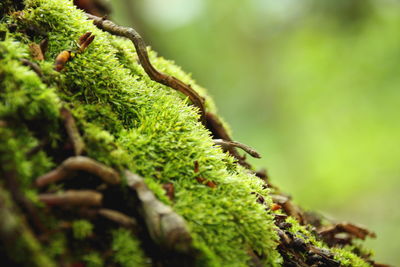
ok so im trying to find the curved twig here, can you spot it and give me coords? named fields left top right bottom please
left=205, top=112, right=252, bottom=168
left=39, top=190, right=102, bottom=206
left=60, top=107, right=85, bottom=156
left=86, top=14, right=206, bottom=124
left=35, top=156, right=120, bottom=187
left=213, top=139, right=261, bottom=158
left=20, top=59, right=43, bottom=77
left=98, top=209, right=137, bottom=228
left=124, top=170, right=193, bottom=253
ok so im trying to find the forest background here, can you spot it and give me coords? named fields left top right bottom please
left=109, top=0, right=400, bottom=264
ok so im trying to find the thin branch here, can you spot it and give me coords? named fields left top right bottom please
left=205, top=112, right=252, bottom=168
left=213, top=139, right=261, bottom=158
left=318, top=222, right=376, bottom=241
left=39, top=190, right=102, bottom=206
left=86, top=14, right=206, bottom=125
left=124, top=170, right=193, bottom=253
left=271, top=194, right=304, bottom=224
left=98, top=208, right=137, bottom=228
left=20, top=59, right=43, bottom=77
left=35, top=156, right=120, bottom=187
left=60, top=107, right=85, bottom=156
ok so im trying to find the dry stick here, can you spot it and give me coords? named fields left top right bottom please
left=86, top=14, right=206, bottom=125
left=213, top=139, right=261, bottom=158
left=205, top=112, right=252, bottom=168
left=271, top=194, right=304, bottom=224
left=60, top=107, right=85, bottom=156
left=20, top=59, right=43, bottom=77
left=35, top=156, right=120, bottom=187
left=318, top=222, right=376, bottom=240
left=98, top=209, right=137, bottom=228
left=124, top=170, right=193, bottom=253
left=39, top=190, right=102, bottom=206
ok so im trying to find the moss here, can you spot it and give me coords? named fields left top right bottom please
left=0, top=0, right=375, bottom=266
left=43, top=232, right=67, bottom=259
left=72, top=220, right=93, bottom=240
left=284, top=216, right=372, bottom=266
left=111, top=228, right=148, bottom=267
left=285, top=216, right=324, bottom=247
left=0, top=187, right=55, bottom=267
left=82, top=252, right=104, bottom=267
left=332, top=247, right=372, bottom=267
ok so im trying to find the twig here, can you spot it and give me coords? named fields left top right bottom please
left=35, top=156, right=120, bottom=187
left=205, top=112, right=252, bottom=168
left=213, top=139, right=261, bottom=158
left=39, top=190, right=102, bottom=206
left=20, top=59, right=43, bottom=77
left=124, top=170, right=193, bottom=253
left=86, top=14, right=206, bottom=125
left=271, top=194, right=304, bottom=224
left=98, top=209, right=137, bottom=228
left=205, top=112, right=232, bottom=140
left=60, top=107, right=85, bottom=155
left=318, top=222, right=376, bottom=241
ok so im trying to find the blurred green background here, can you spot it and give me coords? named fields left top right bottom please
left=109, top=0, right=399, bottom=264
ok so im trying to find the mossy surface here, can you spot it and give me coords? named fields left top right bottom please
left=0, top=0, right=376, bottom=266
left=284, top=216, right=371, bottom=266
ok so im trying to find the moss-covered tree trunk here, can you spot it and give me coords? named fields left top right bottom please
left=0, top=0, right=386, bottom=266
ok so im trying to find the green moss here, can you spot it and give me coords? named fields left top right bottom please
left=111, top=228, right=148, bottom=267
left=0, top=187, right=55, bottom=267
left=72, top=220, right=93, bottom=240
left=82, top=252, right=104, bottom=267
left=43, top=232, right=67, bottom=259
left=0, top=0, right=374, bottom=266
left=332, top=247, right=372, bottom=267
left=285, top=216, right=324, bottom=247
left=284, top=216, right=372, bottom=266
left=7, top=1, right=283, bottom=264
